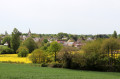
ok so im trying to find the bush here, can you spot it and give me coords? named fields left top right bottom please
left=57, top=47, right=73, bottom=68
left=16, top=46, right=29, bottom=53
left=71, top=53, right=85, bottom=69
left=18, top=48, right=29, bottom=57
left=29, top=49, right=46, bottom=63
left=0, top=46, right=14, bottom=54
left=58, top=51, right=85, bottom=69
left=49, top=62, right=63, bottom=68
left=41, top=63, right=48, bottom=67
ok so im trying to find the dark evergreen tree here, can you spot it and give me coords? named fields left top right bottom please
left=11, top=28, right=21, bottom=53
left=112, top=31, right=117, bottom=38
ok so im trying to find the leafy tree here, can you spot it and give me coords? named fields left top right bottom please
left=112, top=31, right=117, bottom=38
left=57, top=32, right=68, bottom=39
left=11, top=28, right=21, bottom=53
left=101, top=38, right=120, bottom=69
left=29, top=49, right=46, bottom=63
left=41, top=43, right=50, bottom=51
left=43, top=39, right=48, bottom=43
left=22, top=37, right=37, bottom=53
left=69, top=35, right=78, bottom=41
left=5, top=31, right=8, bottom=36
left=2, top=36, right=11, bottom=48
left=96, top=34, right=109, bottom=39
left=48, top=41, right=62, bottom=62
left=82, top=39, right=104, bottom=69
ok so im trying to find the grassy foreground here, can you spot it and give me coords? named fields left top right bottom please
left=0, top=63, right=120, bottom=79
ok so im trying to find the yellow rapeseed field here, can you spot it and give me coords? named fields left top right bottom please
left=0, top=54, right=32, bottom=63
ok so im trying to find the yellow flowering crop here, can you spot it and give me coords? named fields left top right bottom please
left=0, top=54, right=32, bottom=63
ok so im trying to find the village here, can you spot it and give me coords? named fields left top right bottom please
left=0, top=29, right=97, bottom=48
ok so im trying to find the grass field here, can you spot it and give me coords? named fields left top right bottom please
left=0, top=63, right=120, bottom=79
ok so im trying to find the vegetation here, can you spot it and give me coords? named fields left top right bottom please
left=81, top=38, right=120, bottom=71
left=112, top=30, right=117, bottom=38
left=16, top=46, right=29, bottom=53
left=0, top=63, right=119, bottom=79
left=2, top=36, right=11, bottom=48
left=0, top=54, right=31, bottom=63
left=0, top=46, right=14, bottom=54
left=1, top=28, right=120, bottom=73
left=11, top=28, right=21, bottom=53
left=18, top=46, right=29, bottom=57
left=22, top=37, right=37, bottom=53
left=57, top=47, right=84, bottom=69
left=48, top=41, right=62, bottom=62
left=29, top=49, right=46, bottom=63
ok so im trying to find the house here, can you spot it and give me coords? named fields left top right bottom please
left=48, top=38, right=57, bottom=43
left=67, top=42, right=74, bottom=46
left=62, top=37, right=68, bottom=40
left=20, top=35, right=27, bottom=40
left=74, top=42, right=85, bottom=48
left=4, top=42, right=8, bottom=46
left=57, top=40, right=66, bottom=44
left=33, top=37, right=40, bottom=42
left=65, top=39, right=74, bottom=47
left=86, top=37, right=93, bottom=41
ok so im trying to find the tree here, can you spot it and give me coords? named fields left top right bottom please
left=43, top=39, right=48, bottom=43
left=112, top=31, right=117, bottom=38
left=5, top=31, right=8, bottom=36
left=29, top=49, right=46, bottom=63
left=48, top=41, right=62, bottom=62
left=69, top=35, right=78, bottom=41
left=22, top=37, right=37, bottom=53
left=82, top=39, right=104, bottom=69
left=2, top=36, right=11, bottom=48
left=57, top=32, right=68, bottom=39
left=101, top=38, right=120, bottom=70
left=11, top=28, right=21, bottom=53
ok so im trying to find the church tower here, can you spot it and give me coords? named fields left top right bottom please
left=28, top=29, right=31, bottom=37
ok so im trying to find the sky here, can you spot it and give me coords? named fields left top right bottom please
left=0, top=0, right=120, bottom=35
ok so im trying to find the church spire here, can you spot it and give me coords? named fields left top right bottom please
left=28, top=29, right=31, bottom=37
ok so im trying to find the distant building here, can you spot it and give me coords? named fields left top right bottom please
left=62, top=37, right=68, bottom=40
left=28, top=29, right=31, bottom=37
left=20, top=29, right=32, bottom=41
left=4, top=42, right=8, bottom=46
left=33, top=37, right=40, bottom=42
left=86, top=37, right=93, bottom=41
left=57, top=40, right=66, bottom=44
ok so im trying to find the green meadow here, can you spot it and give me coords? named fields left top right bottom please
left=0, top=63, right=120, bottom=79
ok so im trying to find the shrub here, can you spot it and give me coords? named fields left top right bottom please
left=41, top=63, right=48, bottom=67
left=29, top=49, right=46, bottom=63
left=0, top=46, right=14, bottom=54
left=58, top=51, right=85, bottom=69
left=71, top=53, right=85, bottom=69
left=57, top=47, right=73, bottom=68
left=16, top=46, right=29, bottom=53
left=18, top=48, right=29, bottom=57
left=49, top=62, right=63, bottom=68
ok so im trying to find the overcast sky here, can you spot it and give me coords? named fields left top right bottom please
left=0, top=0, right=120, bottom=35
